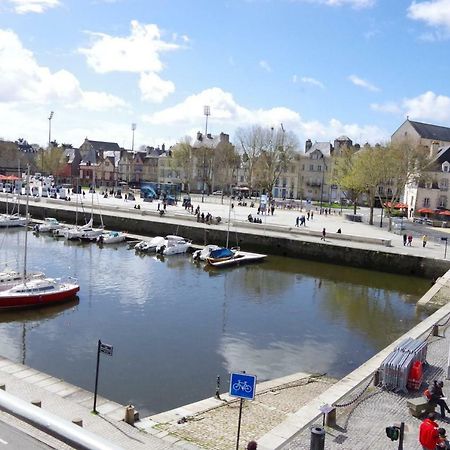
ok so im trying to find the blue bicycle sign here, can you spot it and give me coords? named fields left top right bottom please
left=229, top=373, right=257, bottom=400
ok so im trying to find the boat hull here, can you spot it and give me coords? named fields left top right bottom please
left=0, top=286, right=80, bottom=310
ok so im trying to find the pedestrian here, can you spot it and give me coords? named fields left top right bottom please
left=321, top=228, right=326, bottom=241
left=437, top=428, right=450, bottom=449
left=311, top=211, right=314, bottom=220
left=430, top=381, right=450, bottom=419
left=337, top=228, right=341, bottom=234
left=419, top=412, right=439, bottom=450
left=423, top=234, right=428, bottom=248
left=307, top=211, right=310, bottom=220
left=295, top=216, right=299, bottom=227
left=157, top=202, right=160, bottom=211
left=407, top=234, right=413, bottom=246
left=246, top=441, right=257, bottom=450
left=302, top=215, right=306, bottom=226
left=403, top=233, right=407, bottom=246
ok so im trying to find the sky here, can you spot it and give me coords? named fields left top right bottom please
left=0, top=0, right=450, bottom=151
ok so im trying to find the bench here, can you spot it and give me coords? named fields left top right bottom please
left=407, top=397, right=435, bottom=418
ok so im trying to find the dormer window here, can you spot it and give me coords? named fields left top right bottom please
left=443, top=162, right=450, bottom=173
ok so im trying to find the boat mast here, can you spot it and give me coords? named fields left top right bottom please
left=23, top=166, right=30, bottom=280
left=226, top=196, right=232, bottom=249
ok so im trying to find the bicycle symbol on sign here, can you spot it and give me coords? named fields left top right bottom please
left=232, top=380, right=252, bottom=393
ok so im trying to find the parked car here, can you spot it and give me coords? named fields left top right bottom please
left=212, top=190, right=223, bottom=196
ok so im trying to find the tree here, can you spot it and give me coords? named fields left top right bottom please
left=235, top=125, right=267, bottom=189
left=169, top=139, right=194, bottom=192
left=254, top=127, right=298, bottom=195
left=35, top=146, right=66, bottom=176
left=331, top=146, right=364, bottom=214
left=212, top=141, right=240, bottom=198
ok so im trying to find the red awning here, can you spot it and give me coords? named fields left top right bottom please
left=438, top=210, right=450, bottom=216
left=417, top=208, right=435, bottom=214
left=0, top=175, right=19, bottom=181
left=384, top=202, right=408, bottom=209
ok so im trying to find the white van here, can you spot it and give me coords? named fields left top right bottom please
left=41, top=186, right=48, bottom=197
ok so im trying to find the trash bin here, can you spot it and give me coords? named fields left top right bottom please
left=310, top=426, right=325, bottom=450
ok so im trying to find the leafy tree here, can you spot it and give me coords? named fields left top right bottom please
left=169, top=139, right=194, bottom=192
left=35, top=146, right=66, bottom=177
left=212, top=141, right=240, bottom=198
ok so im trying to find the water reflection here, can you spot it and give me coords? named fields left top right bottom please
left=0, top=229, right=430, bottom=414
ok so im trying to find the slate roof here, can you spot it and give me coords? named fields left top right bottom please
left=409, top=120, right=450, bottom=142
left=306, top=142, right=333, bottom=156
left=431, top=146, right=450, bottom=166
left=84, top=140, right=121, bottom=152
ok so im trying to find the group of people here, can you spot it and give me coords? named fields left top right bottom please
left=402, top=233, right=429, bottom=247
left=248, top=214, right=263, bottom=224
left=420, top=380, right=450, bottom=449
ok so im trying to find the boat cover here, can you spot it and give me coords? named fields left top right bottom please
left=209, top=248, right=234, bottom=259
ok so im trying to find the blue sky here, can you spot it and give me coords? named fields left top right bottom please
left=0, top=0, right=450, bottom=150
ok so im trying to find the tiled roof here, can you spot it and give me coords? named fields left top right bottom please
left=409, top=120, right=450, bottom=142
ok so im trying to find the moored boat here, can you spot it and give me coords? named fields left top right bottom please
left=192, top=244, right=221, bottom=261
left=34, top=217, right=62, bottom=233
left=0, top=277, right=80, bottom=309
left=206, top=251, right=267, bottom=268
left=0, top=214, right=27, bottom=228
left=134, top=236, right=165, bottom=253
left=97, top=231, right=127, bottom=245
left=0, top=268, right=44, bottom=292
left=156, top=235, right=191, bottom=256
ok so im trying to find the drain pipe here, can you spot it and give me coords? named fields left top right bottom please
left=0, top=389, right=124, bottom=450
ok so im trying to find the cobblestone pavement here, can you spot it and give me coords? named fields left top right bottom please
left=282, top=323, right=450, bottom=450
left=156, top=375, right=336, bottom=450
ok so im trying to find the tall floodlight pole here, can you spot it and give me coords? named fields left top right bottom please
left=48, top=111, right=54, bottom=148
left=131, top=123, right=136, bottom=152
left=202, top=105, right=210, bottom=203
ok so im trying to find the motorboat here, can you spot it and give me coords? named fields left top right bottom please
left=134, top=236, right=165, bottom=253
left=192, top=244, right=221, bottom=261
left=156, top=235, right=191, bottom=256
left=0, top=277, right=80, bottom=309
left=0, top=268, right=44, bottom=292
left=97, top=231, right=127, bottom=245
left=0, top=214, right=27, bottom=228
left=34, top=217, right=62, bottom=233
left=79, top=227, right=104, bottom=242
left=206, top=251, right=267, bottom=268
left=206, top=247, right=239, bottom=264
left=53, top=226, right=71, bottom=238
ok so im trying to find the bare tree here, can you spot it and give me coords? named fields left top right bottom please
left=169, top=138, right=194, bottom=192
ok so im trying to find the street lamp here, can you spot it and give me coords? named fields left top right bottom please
left=131, top=123, right=136, bottom=152
left=319, top=154, right=326, bottom=211
left=48, top=111, right=54, bottom=148
left=201, top=105, right=210, bottom=203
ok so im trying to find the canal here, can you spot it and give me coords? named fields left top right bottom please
left=0, top=229, right=430, bottom=416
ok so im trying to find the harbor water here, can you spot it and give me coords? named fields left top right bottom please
left=0, top=229, right=429, bottom=416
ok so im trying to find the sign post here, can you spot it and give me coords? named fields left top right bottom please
left=93, top=340, right=113, bottom=414
left=442, top=237, right=448, bottom=259
left=229, top=372, right=257, bottom=450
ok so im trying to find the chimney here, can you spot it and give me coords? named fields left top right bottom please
left=305, top=139, right=312, bottom=152
left=162, top=143, right=165, bottom=151
left=197, top=131, right=203, bottom=141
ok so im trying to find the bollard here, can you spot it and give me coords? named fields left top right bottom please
left=325, top=408, right=336, bottom=427
left=310, top=426, right=325, bottom=450
left=373, top=370, right=380, bottom=387
left=0, top=384, right=5, bottom=391
left=433, top=325, right=439, bottom=337
left=31, top=400, right=41, bottom=408
left=125, top=404, right=136, bottom=425
left=72, top=418, right=83, bottom=427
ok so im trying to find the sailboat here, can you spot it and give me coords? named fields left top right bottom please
left=0, top=190, right=27, bottom=228
left=0, top=168, right=80, bottom=309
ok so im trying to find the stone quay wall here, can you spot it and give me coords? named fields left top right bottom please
left=10, top=200, right=450, bottom=280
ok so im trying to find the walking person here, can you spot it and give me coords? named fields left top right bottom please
left=419, top=412, right=439, bottom=450
left=321, top=228, right=326, bottom=241
left=311, top=211, right=314, bottom=220
left=403, top=233, right=407, bottom=246
left=295, top=216, right=299, bottom=227
left=407, top=234, right=413, bottom=246
left=246, top=441, right=257, bottom=450
left=423, top=234, right=428, bottom=248
left=437, top=428, right=450, bottom=449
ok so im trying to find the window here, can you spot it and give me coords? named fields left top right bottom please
left=318, top=165, right=322, bottom=172
left=309, top=164, right=314, bottom=171
left=387, top=188, right=393, bottom=196
left=440, top=179, right=448, bottom=190
left=378, top=186, right=384, bottom=194
left=443, top=162, right=450, bottom=172
left=439, top=196, right=447, bottom=208
left=423, top=198, right=430, bottom=207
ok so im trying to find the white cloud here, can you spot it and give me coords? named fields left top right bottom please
left=300, top=76, right=325, bottom=89
left=408, top=0, right=450, bottom=31
left=139, top=72, right=175, bottom=103
left=143, top=87, right=387, bottom=144
left=259, top=60, right=272, bottom=72
left=295, top=0, right=375, bottom=8
left=0, top=28, right=127, bottom=111
left=370, top=101, right=402, bottom=114
left=6, top=0, right=60, bottom=14
left=371, top=91, right=450, bottom=123
left=79, top=20, right=180, bottom=74
left=348, top=74, right=380, bottom=92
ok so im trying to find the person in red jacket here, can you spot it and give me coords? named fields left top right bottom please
left=419, top=412, right=439, bottom=450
